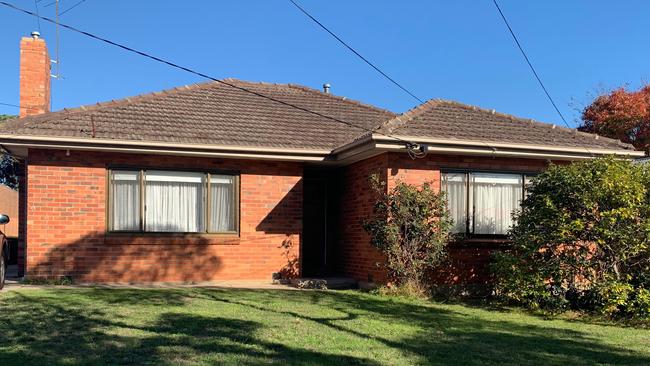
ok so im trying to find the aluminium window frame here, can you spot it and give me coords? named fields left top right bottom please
left=106, top=166, right=240, bottom=235
left=441, top=169, right=537, bottom=237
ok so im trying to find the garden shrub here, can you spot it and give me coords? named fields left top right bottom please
left=363, top=175, right=452, bottom=296
left=492, top=157, right=650, bottom=319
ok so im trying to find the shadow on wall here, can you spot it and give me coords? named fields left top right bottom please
left=27, top=229, right=224, bottom=283
left=26, top=180, right=304, bottom=283
left=255, top=182, right=302, bottom=279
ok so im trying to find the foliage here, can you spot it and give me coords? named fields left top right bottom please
left=0, top=114, right=19, bottom=190
left=493, top=157, right=650, bottom=319
left=578, top=85, right=650, bottom=153
left=20, top=276, right=73, bottom=286
left=0, top=154, right=19, bottom=190
left=363, top=175, right=452, bottom=294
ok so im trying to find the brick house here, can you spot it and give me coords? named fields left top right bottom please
left=0, top=33, right=642, bottom=284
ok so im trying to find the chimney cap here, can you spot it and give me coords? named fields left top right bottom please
left=322, top=83, right=331, bottom=94
left=31, top=31, right=41, bottom=39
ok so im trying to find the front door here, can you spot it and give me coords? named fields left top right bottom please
left=302, top=177, right=328, bottom=277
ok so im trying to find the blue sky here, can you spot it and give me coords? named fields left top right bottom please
left=0, top=0, right=648, bottom=127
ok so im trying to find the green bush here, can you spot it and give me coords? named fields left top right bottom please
left=363, top=175, right=452, bottom=295
left=493, top=157, right=650, bottom=320
left=633, top=287, right=650, bottom=319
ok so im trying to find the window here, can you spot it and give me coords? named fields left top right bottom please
left=442, top=171, right=532, bottom=236
left=109, top=169, right=238, bottom=233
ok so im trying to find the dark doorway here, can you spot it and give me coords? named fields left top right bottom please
left=302, top=170, right=333, bottom=277
left=7, top=238, right=18, bottom=265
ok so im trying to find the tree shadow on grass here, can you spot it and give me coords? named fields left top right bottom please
left=0, top=291, right=378, bottom=365
left=1, top=288, right=648, bottom=365
left=191, top=289, right=650, bottom=366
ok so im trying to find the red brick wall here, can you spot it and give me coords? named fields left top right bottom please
left=19, top=36, right=51, bottom=118
left=24, top=149, right=302, bottom=283
left=337, top=152, right=551, bottom=285
left=334, top=154, right=388, bottom=283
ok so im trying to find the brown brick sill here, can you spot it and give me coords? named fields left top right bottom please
left=449, top=237, right=511, bottom=249
left=104, top=232, right=241, bottom=245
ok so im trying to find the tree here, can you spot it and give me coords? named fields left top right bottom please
left=492, top=158, right=650, bottom=319
left=363, top=175, right=452, bottom=295
left=578, top=85, right=650, bottom=153
left=0, top=115, right=19, bottom=190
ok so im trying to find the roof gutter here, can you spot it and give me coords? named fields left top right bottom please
left=0, top=132, right=643, bottom=165
left=331, top=133, right=643, bottom=163
left=0, top=135, right=331, bottom=162
left=371, top=134, right=643, bottom=157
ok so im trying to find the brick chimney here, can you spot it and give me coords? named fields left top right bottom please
left=19, top=31, right=51, bottom=118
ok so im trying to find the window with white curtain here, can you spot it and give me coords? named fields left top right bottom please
left=441, top=173, right=467, bottom=233
left=442, top=171, right=531, bottom=236
left=111, top=171, right=140, bottom=231
left=109, top=169, right=237, bottom=233
left=210, top=175, right=235, bottom=232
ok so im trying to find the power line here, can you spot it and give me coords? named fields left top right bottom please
left=60, top=0, right=86, bottom=16
left=0, top=1, right=417, bottom=148
left=491, top=0, right=592, bottom=156
left=287, top=0, right=424, bottom=104
left=0, top=101, right=40, bottom=112
left=0, top=102, right=21, bottom=109
left=491, top=0, right=570, bottom=128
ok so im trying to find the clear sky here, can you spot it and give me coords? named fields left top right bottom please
left=0, top=1, right=648, bottom=127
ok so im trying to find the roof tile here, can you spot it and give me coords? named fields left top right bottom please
left=376, top=99, right=634, bottom=151
left=1, top=79, right=395, bottom=150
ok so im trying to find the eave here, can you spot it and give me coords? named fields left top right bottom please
left=0, top=135, right=332, bottom=163
left=329, top=133, right=644, bottom=164
left=0, top=132, right=642, bottom=167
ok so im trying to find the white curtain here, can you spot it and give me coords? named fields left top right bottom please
left=210, top=175, right=235, bottom=232
left=442, top=173, right=467, bottom=233
left=145, top=171, right=205, bottom=232
left=111, top=171, right=140, bottom=231
left=470, top=173, right=522, bottom=235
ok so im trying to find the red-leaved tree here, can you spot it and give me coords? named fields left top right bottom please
left=579, top=86, right=650, bottom=153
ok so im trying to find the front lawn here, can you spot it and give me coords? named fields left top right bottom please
left=0, top=288, right=648, bottom=365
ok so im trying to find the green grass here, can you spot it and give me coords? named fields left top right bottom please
left=0, top=288, right=648, bottom=365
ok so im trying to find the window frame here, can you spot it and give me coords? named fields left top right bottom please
left=441, top=169, right=537, bottom=238
left=106, top=167, right=240, bottom=235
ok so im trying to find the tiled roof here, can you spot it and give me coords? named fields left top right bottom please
left=0, top=80, right=637, bottom=153
left=0, top=79, right=396, bottom=150
left=376, top=99, right=635, bottom=151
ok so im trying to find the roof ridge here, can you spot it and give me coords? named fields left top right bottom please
left=285, top=83, right=396, bottom=117
left=7, top=78, right=396, bottom=126
left=377, top=98, right=445, bottom=133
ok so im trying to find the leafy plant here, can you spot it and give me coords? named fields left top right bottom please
left=493, top=157, right=650, bottom=319
left=579, top=85, right=650, bottom=153
left=0, top=114, right=19, bottom=190
left=363, top=175, right=452, bottom=295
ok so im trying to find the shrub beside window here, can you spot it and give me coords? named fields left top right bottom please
left=492, top=157, right=650, bottom=320
left=363, top=175, right=452, bottom=295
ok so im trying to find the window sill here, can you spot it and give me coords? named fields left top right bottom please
left=449, top=236, right=511, bottom=249
left=104, top=232, right=241, bottom=245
